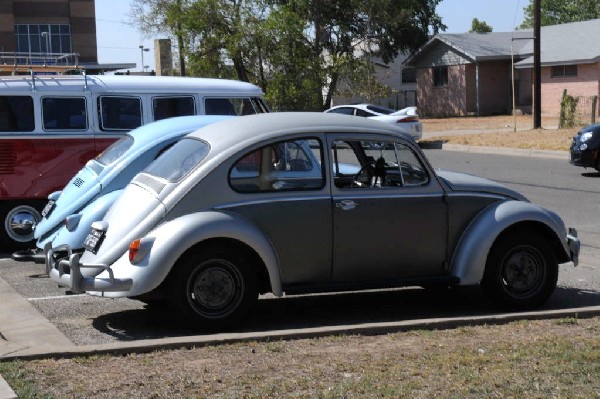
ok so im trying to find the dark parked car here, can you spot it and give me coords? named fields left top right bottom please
left=570, top=122, right=600, bottom=170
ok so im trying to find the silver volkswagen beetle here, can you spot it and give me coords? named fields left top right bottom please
left=48, top=112, right=580, bottom=331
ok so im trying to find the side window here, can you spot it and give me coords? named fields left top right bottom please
left=0, top=96, right=34, bottom=132
left=99, top=96, right=142, bottom=131
left=355, top=109, right=373, bottom=117
left=152, top=96, right=195, bottom=121
left=204, top=97, right=266, bottom=116
left=332, top=139, right=428, bottom=189
left=229, top=138, right=324, bottom=193
left=328, top=107, right=354, bottom=115
left=42, top=97, right=87, bottom=130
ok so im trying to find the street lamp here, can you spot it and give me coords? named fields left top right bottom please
left=139, top=45, right=150, bottom=72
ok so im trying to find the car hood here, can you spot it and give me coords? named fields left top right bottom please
left=436, top=170, right=528, bottom=201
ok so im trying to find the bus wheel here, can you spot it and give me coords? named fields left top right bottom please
left=0, top=204, right=42, bottom=250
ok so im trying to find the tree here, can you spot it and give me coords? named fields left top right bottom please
left=130, top=0, right=446, bottom=110
left=520, top=0, right=600, bottom=28
left=470, top=18, right=493, bottom=33
left=129, top=0, right=189, bottom=76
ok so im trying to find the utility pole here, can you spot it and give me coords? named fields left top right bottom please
left=533, top=0, right=542, bottom=128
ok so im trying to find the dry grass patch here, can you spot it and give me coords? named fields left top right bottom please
left=421, top=115, right=580, bottom=151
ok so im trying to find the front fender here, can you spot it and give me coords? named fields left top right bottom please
left=451, top=200, right=569, bottom=285
left=94, top=211, right=282, bottom=298
left=42, top=189, right=124, bottom=250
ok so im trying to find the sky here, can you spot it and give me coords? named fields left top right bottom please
left=94, top=0, right=528, bottom=72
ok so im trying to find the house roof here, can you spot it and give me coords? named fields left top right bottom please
left=405, top=18, right=600, bottom=68
left=515, top=18, right=600, bottom=68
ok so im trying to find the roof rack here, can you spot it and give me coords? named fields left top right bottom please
left=0, top=51, right=84, bottom=76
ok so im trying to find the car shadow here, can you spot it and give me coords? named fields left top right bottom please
left=418, top=140, right=446, bottom=150
left=91, top=286, right=600, bottom=342
left=581, top=171, right=600, bottom=178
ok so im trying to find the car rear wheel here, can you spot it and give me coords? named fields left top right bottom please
left=0, top=202, right=45, bottom=250
left=171, top=246, right=258, bottom=331
left=482, top=231, right=558, bottom=310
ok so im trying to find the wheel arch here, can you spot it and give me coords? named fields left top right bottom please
left=139, top=211, right=282, bottom=297
left=450, top=200, right=570, bottom=285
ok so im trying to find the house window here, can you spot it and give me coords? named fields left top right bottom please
left=551, top=65, right=577, bottom=78
left=433, top=66, right=448, bottom=87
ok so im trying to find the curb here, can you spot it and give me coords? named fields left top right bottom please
left=440, top=143, right=568, bottom=159
left=2, top=305, right=600, bottom=361
left=0, top=375, right=16, bottom=399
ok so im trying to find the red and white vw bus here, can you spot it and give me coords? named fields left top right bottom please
left=0, top=73, right=268, bottom=249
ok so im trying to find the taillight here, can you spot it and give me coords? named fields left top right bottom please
left=396, top=116, right=419, bottom=123
left=129, top=239, right=141, bottom=262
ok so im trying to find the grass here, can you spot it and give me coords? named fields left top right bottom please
left=420, top=115, right=582, bottom=151
left=1, top=316, right=599, bottom=398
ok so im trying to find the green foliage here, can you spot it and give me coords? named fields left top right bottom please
left=470, top=18, right=493, bottom=32
left=559, top=90, right=580, bottom=128
left=130, top=0, right=445, bottom=111
left=520, top=0, right=600, bottom=28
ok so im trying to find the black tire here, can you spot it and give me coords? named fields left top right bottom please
left=482, top=231, right=558, bottom=310
left=170, top=246, right=258, bottom=331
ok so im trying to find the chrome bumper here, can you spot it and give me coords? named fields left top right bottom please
left=567, top=227, right=580, bottom=267
left=46, top=244, right=133, bottom=294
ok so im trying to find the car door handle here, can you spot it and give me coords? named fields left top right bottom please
left=336, top=200, right=358, bottom=210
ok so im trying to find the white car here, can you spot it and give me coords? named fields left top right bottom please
left=325, top=103, right=423, bottom=140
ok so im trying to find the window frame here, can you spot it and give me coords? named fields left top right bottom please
left=228, top=137, right=325, bottom=193
left=433, top=66, right=449, bottom=87
left=98, top=95, right=143, bottom=131
left=41, top=96, right=88, bottom=131
left=551, top=65, right=578, bottom=78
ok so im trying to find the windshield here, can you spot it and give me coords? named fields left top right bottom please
left=144, top=138, right=210, bottom=182
left=366, top=105, right=395, bottom=115
left=95, top=136, right=134, bottom=166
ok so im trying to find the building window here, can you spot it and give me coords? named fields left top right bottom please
left=14, top=24, right=72, bottom=63
left=551, top=65, right=577, bottom=78
left=433, top=66, right=448, bottom=87
left=402, top=67, right=417, bottom=84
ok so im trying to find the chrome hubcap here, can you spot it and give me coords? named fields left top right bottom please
left=5, top=205, right=41, bottom=242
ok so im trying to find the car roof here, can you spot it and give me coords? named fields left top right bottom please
left=126, top=115, right=234, bottom=146
left=187, top=112, right=414, bottom=149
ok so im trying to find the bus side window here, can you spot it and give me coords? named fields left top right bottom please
left=42, top=97, right=87, bottom=130
left=0, top=96, right=34, bottom=132
left=152, top=96, right=196, bottom=121
left=99, top=96, right=142, bottom=131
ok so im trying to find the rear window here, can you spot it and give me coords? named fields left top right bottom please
left=144, top=138, right=210, bottom=182
left=99, top=96, right=142, bottom=131
left=153, top=96, right=195, bottom=121
left=95, top=136, right=134, bottom=166
left=0, top=96, right=34, bottom=132
left=42, top=97, right=87, bottom=130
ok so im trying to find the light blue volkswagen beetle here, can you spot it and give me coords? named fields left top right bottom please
left=13, top=115, right=233, bottom=264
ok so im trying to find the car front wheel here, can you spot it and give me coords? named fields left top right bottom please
left=171, top=246, right=258, bottom=331
left=482, top=231, right=558, bottom=310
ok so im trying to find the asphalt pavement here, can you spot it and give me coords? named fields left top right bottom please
left=1, top=136, right=599, bottom=399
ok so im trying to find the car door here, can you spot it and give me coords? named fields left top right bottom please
left=328, top=134, right=448, bottom=282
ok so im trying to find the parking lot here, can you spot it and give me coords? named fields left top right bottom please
left=1, top=148, right=599, bottom=351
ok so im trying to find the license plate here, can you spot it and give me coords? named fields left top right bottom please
left=41, top=200, right=56, bottom=218
left=84, top=228, right=105, bottom=254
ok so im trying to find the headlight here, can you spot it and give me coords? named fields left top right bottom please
left=580, top=132, right=593, bottom=142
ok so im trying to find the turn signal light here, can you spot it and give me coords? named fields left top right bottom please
left=129, top=239, right=141, bottom=262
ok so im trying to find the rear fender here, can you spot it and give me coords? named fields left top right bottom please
left=121, top=211, right=282, bottom=297
left=451, top=200, right=569, bottom=285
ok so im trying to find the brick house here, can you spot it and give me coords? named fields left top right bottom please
left=405, top=19, right=600, bottom=118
